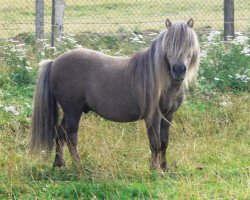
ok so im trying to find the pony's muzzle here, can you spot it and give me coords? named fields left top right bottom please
left=171, top=63, right=186, bottom=81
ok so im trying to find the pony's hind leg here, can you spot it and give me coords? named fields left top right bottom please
left=63, top=111, right=82, bottom=165
left=53, top=117, right=66, bottom=167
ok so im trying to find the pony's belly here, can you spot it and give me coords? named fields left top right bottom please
left=97, top=112, right=140, bottom=123
left=88, top=103, right=141, bottom=123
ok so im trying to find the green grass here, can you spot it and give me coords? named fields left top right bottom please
left=0, top=91, right=249, bottom=199
left=0, top=27, right=250, bottom=199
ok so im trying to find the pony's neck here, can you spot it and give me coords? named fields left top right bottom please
left=126, top=34, right=171, bottom=119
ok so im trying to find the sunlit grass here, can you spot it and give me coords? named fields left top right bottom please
left=1, top=0, right=249, bottom=37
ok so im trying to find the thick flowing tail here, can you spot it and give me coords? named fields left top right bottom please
left=30, top=60, right=58, bottom=154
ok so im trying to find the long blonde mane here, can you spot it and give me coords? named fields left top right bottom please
left=126, top=22, right=200, bottom=120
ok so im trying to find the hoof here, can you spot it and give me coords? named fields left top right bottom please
left=53, top=159, right=66, bottom=167
left=161, top=162, right=170, bottom=172
left=151, top=167, right=165, bottom=176
left=150, top=164, right=164, bottom=175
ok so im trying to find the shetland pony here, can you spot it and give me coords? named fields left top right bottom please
left=30, top=19, right=200, bottom=172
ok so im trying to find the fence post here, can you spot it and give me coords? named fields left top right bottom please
left=35, top=0, right=44, bottom=40
left=224, top=0, right=234, bottom=41
left=51, top=0, right=65, bottom=47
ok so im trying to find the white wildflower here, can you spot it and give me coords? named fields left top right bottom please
left=200, top=50, right=207, bottom=58
left=235, top=31, right=242, bottom=36
left=137, top=34, right=143, bottom=39
left=37, top=38, right=47, bottom=42
left=65, top=37, right=77, bottom=44
left=24, top=103, right=32, bottom=109
left=7, top=39, right=19, bottom=43
left=148, top=32, right=158, bottom=36
left=17, top=43, right=25, bottom=47
left=130, top=32, right=145, bottom=43
left=67, top=33, right=75, bottom=37
left=74, top=44, right=83, bottom=48
left=214, top=77, right=220, bottom=81
left=219, top=101, right=232, bottom=108
left=50, top=46, right=56, bottom=50
left=232, top=35, right=249, bottom=45
left=99, top=49, right=111, bottom=54
left=10, top=48, right=16, bottom=52
left=235, top=73, right=250, bottom=82
left=25, top=66, right=32, bottom=71
left=241, top=46, right=250, bottom=55
left=56, top=37, right=63, bottom=42
left=207, top=31, right=221, bottom=42
left=114, top=49, right=123, bottom=56
left=200, top=76, right=205, bottom=80
left=4, top=106, right=20, bottom=115
left=44, top=44, right=51, bottom=49
left=136, top=40, right=146, bottom=44
left=209, top=60, right=214, bottom=64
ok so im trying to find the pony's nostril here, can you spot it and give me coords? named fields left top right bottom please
left=173, top=66, right=178, bottom=73
left=173, top=64, right=186, bottom=74
left=182, top=66, right=186, bottom=72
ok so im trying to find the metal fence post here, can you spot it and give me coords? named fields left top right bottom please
left=51, top=0, right=65, bottom=47
left=35, top=0, right=44, bottom=40
left=224, top=0, right=234, bottom=41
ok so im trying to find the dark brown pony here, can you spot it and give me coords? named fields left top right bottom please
left=30, top=19, right=200, bottom=172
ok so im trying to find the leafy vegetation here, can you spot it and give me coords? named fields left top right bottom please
left=198, top=31, right=250, bottom=92
left=0, top=30, right=249, bottom=199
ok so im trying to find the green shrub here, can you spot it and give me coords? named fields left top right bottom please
left=2, top=40, right=35, bottom=85
left=198, top=31, right=250, bottom=92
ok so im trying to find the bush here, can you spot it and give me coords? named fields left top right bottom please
left=198, top=31, right=250, bottom=92
left=1, top=40, right=35, bottom=85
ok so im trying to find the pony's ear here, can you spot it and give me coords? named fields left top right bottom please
left=165, top=18, right=172, bottom=28
left=187, top=18, right=194, bottom=28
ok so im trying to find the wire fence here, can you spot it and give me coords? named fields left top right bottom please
left=0, top=0, right=249, bottom=39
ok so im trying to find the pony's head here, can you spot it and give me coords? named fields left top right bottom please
left=127, top=19, right=200, bottom=120
left=163, top=19, right=200, bottom=83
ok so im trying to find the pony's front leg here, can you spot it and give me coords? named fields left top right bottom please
left=160, top=114, right=173, bottom=171
left=145, top=114, right=162, bottom=172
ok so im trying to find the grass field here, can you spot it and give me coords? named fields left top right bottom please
left=0, top=0, right=249, bottom=37
left=0, top=28, right=250, bottom=199
left=0, top=1, right=250, bottom=199
left=1, top=91, right=249, bottom=199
